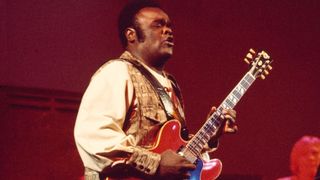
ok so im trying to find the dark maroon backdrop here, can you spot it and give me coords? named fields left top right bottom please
left=1, top=0, right=320, bottom=179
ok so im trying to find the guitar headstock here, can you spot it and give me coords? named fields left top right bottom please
left=244, top=48, right=273, bottom=80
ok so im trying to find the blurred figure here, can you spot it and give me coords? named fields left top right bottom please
left=278, top=135, right=320, bottom=180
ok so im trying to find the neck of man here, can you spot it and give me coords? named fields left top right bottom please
left=127, top=48, right=169, bottom=73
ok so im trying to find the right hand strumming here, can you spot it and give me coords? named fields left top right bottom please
left=157, top=149, right=196, bottom=179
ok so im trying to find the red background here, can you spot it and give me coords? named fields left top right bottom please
left=1, top=0, right=319, bottom=179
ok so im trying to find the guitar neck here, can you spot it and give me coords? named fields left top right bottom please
left=183, top=72, right=256, bottom=160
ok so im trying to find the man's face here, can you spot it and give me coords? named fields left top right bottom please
left=134, top=7, right=174, bottom=62
left=298, top=145, right=320, bottom=177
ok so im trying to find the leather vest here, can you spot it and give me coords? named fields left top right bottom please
left=124, top=62, right=170, bottom=148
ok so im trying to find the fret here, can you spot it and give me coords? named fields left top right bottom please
left=200, top=134, right=208, bottom=144
left=195, top=130, right=212, bottom=144
left=225, top=98, right=234, bottom=108
left=221, top=102, right=227, bottom=109
left=203, top=124, right=209, bottom=133
left=217, top=106, right=224, bottom=114
left=203, top=128, right=213, bottom=138
left=232, top=89, right=242, bottom=99
left=183, top=148, right=197, bottom=163
left=188, top=131, right=212, bottom=155
left=194, top=136, right=204, bottom=146
left=198, top=130, right=204, bottom=138
left=212, top=113, right=220, bottom=120
left=204, top=122, right=215, bottom=133
left=245, top=73, right=255, bottom=84
left=199, top=130, right=210, bottom=142
left=235, top=83, right=246, bottom=94
left=201, top=139, right=207, bottom=146
left=242, top=74, right=251, bottom=85
left=213, top=119, right=221, bottom=127
left=203, top=132, right=210, bottom=141
left=230, top=91, right=240, bottom=99
left=240, top=80, right=250, bottom=90
left=241, top=73, right=254, bottom=89
left=209, top=123, right=217, bottom=132
left=189, top=142, right=202, bottom=155
left=186, top=144, right=199, bottom=156
left=195, top=143, right=202, bottom=153
left=191, top=136, right=202, bottom=146
left=228, top=94, right=238, bottom=106
left=208, top=115, right=221, bottom=132
left=195, top=135, right=204, bottom=145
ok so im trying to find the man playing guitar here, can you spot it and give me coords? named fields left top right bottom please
left=74, top=1, right=238, bottom=179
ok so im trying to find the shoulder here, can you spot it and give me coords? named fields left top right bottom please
left=91, top=59, right=131, bottom=80
left=83, top=59, right=133, bottom=98
left=95, top=59, right=130, bottom=74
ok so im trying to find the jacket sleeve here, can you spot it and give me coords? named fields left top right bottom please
left=74, top=60, right=160, bottom=176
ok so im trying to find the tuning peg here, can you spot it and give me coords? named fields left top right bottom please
left=246, top=53, right=253, bottom=60
left=260, top=74, right=266, bottom=80
left=264, top=69, right=269, bottom=75
left=244, top=58, right=251, bottom=64
left=262, top=51, right=270, bottom=59
left=267, top=65, right=273, bottom=70
left=249, top=48, right=256, bottom=54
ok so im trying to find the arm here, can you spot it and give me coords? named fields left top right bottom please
left=74, top=61, right=160, bottom=176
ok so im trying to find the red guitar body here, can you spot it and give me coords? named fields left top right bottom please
left=150, top=120, right=222, bottom=180
left=108, top=120, right=222, bottom=180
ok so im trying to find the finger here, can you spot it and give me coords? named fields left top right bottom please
left=208, top=106, right=216, bottom=116
left=222, top=109, right=236, bottom=118
left=180, top=163, right=196, bottom=171
left=225, top=121, right=238, bottom=133
left=225, top=126, right=238, bottom=133
left=206, top=106, right=217, bottom=119
left=232, top=125, right=238, bottom=132
left=224, top=114, right=236, bottom=123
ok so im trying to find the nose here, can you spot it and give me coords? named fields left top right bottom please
left=163, top=26, right=173, bottom=36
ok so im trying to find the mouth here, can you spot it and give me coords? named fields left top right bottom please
left=163, top=37, right=174, bottom=47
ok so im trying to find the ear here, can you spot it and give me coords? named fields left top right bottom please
left=125, top=28, right=136, bottom=44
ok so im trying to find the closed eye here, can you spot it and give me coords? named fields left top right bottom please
left=152, top=19, right=165, bottom=28
left=152, top=19, right=172, bottom=29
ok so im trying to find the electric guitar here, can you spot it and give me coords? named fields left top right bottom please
left=108, top=49, right=273, bottom=180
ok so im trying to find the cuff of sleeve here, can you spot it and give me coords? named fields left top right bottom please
left=126, top=147, right=161, bottom=175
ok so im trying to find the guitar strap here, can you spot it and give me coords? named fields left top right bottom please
left=124, top=59, right=188, bottom=137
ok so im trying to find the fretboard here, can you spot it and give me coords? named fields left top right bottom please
left=182, top=72, right=256, bottom=162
